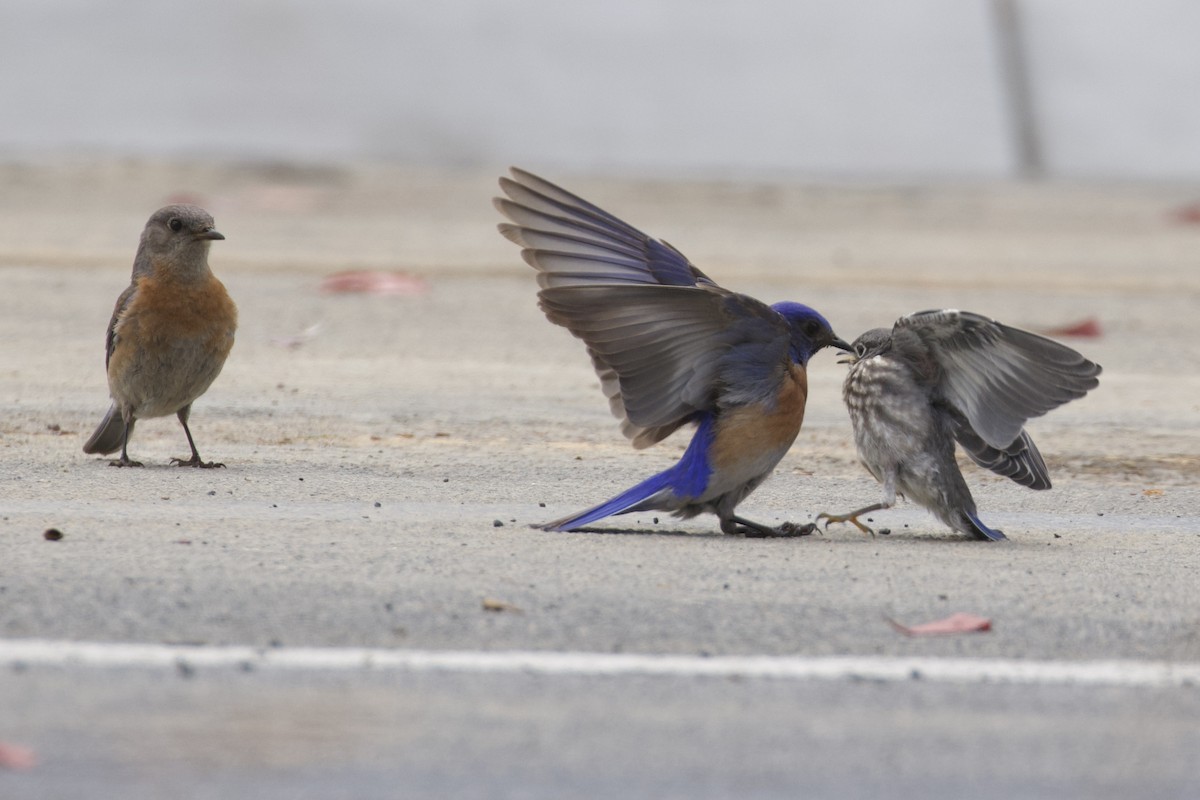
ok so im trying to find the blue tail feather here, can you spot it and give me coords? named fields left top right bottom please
left=965, top=511, right=1006, bottom=541
left=541, top=414, right=716, bottom=532
left=540, top=469, right=676, bottom=531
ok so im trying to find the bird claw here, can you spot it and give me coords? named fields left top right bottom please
left=775, top=521, right=817, bottom=538
left=171, top=456, right=225, bottom=469
left=107, top=457, right=144, bottom=468
left=737, top=521, right=816, bottom=538
left=815, top=511, right=876, bottom=538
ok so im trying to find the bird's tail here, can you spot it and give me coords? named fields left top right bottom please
left=82, top=405, right=129, bottom=455
left=963, top=510, right=1006, bottom=541
left=540, top=469, right=676, bottom=532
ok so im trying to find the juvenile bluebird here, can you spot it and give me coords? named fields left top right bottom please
left=495, top=168, right=849, bottom=536
left=820, top=309, right=1101, bottom=540
left=82, top=205, right=237, bottom=468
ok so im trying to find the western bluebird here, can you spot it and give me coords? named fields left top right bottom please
left=819, top=309, right=1101, bottom=540
left=82, top=205, right=237, bottom=468
left=495, top=168, right=850, bottom=537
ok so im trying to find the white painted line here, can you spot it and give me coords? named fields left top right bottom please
left=2, top=639, right=1198, bottom=688
left=1, top=639, right=1197, bottom=688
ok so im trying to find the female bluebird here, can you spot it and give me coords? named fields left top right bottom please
left=495, top=168, right=849, bottom=536
left=820, top=309, right=1101, bottom=540
left=83, top=205, right=237, bottom=468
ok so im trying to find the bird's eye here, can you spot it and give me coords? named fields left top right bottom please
left=803, top=320, right=821, bottom=337
left=168, top=218, right=183, bottom=232
left=854, top=343, right=867, bottom=358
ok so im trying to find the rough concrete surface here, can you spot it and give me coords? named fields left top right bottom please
left=1, top=161, right=1198, bottom=798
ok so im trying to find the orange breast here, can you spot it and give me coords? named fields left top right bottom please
left=709, top=363, right=808, bottom=469
left=108, top=271, right=237, bottom=386
left=129, top=273, right=237, bottom=342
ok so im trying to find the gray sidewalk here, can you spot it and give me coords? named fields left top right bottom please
left=1, top=161, right=1198, bottom=798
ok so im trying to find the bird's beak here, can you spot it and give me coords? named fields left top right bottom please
left=831, top=337, right=856, bottom=365
left=198, top=228, right=225, bottom=241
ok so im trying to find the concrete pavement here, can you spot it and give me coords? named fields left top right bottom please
left=1, top=161, right=1198, bottom=797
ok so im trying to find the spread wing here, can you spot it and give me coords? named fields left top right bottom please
left=538, top=286, right=792, bottom=447
left=105, top=283, right=138, bottom=370
left=496, top=168, right=790, bottom=448
left=892, top=309, right=1101, bottom=477
left=495, top=167, right=717, bottom=290
left=951, top=417, right=1052, bottom=489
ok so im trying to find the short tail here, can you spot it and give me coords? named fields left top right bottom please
left=964, top=510, right=1006, bottom=541
left=82, top=405, right=130, bottom=455
left=541, top=469, right=675, bottom=531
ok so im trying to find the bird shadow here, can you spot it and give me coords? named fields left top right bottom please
left=529, top=522, right=1023, bottom=544
left=528, top=523, right=722, bottom=538
left=524, top=523, right=822, bottom=540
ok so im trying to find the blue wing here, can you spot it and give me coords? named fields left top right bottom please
left=498, top=168, right=792, bottom=448
left=538, top=286, right=791, bottom=447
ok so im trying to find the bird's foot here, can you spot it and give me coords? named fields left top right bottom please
left=816, top=511, right=876, bottom=538
left=761, top=521, right=817, bottom=538
left=107, top=456, right=144, bottom=468
left=171, top=455, right=225, bottom=469
left=724, top=516, right=816, bottom=538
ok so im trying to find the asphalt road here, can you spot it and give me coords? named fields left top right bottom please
left=1, top=162, right=1198, bottom=798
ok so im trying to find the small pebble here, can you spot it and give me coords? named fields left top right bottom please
left=493, top=519, right=504, bottom=528
left=43, top=528, right=64, bottom=541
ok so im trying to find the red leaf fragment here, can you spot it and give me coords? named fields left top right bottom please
left=163, top=192, right=208, bottom=207
left=1170, top=203, right=1200, bottom=224
left=0, top=741, right=37, bottom=770
left=319, top=270, right=428, bottom=295
left=887, top=612, right=992, bottom=637
left=1037, top=317, right=1102, bottom=339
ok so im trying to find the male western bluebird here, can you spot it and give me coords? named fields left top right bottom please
left=819, top=309, right=1101, bottom=540
left=82, top=205, right=237, bottom=468
left=495, top=168, right=850, bottom=536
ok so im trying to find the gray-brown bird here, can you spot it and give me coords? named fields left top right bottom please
left=819, top=309, right=1101, bottom=540
left=83, top=205, right=237, bottom=468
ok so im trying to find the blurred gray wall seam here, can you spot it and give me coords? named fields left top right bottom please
left=0, top=0, right=1197, bottom=179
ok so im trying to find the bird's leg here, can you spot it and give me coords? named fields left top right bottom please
left=171, top=406, right=225, bottom=469
left=815, top=503, right=889, bottom=537
left=818, top=477, right=895, bottom=537
left=108, top=411, right=142, bottom=468
left=722, top=515, right=816, bottom=539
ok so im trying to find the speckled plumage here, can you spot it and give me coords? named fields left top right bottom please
left=823, top=310, right=1101, bottom=540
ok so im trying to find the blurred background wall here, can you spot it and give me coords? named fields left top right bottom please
left=2, top=0, right=1198, bottom=180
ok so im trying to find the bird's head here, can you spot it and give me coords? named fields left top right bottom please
left=770, top=302, right=852, bottom=365
left=839, top=328, right=892, bottom=365
left=136, top=204, right=224, bottom=276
